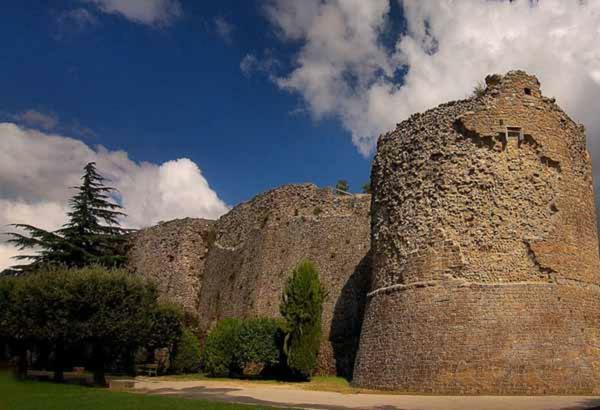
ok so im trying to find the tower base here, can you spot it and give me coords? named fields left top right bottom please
left=352, top=281, right=600, bottom=394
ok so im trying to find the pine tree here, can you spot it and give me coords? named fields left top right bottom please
left=6, top=162, right=131, bottom=273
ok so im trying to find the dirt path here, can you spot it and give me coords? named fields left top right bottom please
left=133, top=379, right=600, bottom=410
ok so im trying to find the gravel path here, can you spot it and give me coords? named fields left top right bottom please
left=133, top=379, right=600, bottom=410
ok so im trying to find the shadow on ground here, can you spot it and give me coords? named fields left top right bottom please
left=560, top=399, right=600, bottom=410
left=141, top=385, right=407, bottom=410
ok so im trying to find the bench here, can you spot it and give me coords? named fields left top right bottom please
left=136, top=363, right=158, bottom=377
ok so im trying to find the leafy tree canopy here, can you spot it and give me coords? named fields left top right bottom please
left=0, top=265, right=180, bottom=385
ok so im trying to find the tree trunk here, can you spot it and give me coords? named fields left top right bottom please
left=123, top=346, right=136, bottom=377
left=36, top=342, right=50, bottom=370
left=53, top=341, right=64, bottom=382
left=146, top=346, right=156, bottom=364
left=14, top=343, right=28, bottom=380
left=92, top=342, right=106, bottom=386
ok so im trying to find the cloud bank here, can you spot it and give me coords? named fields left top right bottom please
left=264, top=0, right=600, bottom=162
left=0, top=123, right=228, bottom=270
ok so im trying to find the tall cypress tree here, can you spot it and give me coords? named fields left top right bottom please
left=6, top=162, right=131, bottom=273
left=280, top=260, right=326, bottom=380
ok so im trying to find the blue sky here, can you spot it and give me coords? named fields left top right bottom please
left=0, top=0, right=373, bottom=206
left=3, top=0, right=600, bottom=270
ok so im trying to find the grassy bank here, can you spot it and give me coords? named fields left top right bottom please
left=0, top=371, right=281, bottom=410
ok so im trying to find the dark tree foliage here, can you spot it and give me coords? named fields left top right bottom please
left=145, top=304, right=184, bottom=354
left=0, top=277, right=28, bottom=379
left=201, top=317, right=284, bottom=378
left=201, top=318, right=242, bottom=377
left=362, top=181, right=372, bottom=194
left=280, top=260, right=325, bottom=380
left=171, top=328, right=202, bottom=374
left=236, top=318, right=284, bottom=373
left=472, top=80, right=487, bottom=98
left=72, top=267, right=158, bottom=385
left=335, top=180, right=350, bottom=194
left=6, top=162, right=131, bottom=273
left=0, top=266, right=182, bottom=386
left=17, top=270, right=81, bottom=382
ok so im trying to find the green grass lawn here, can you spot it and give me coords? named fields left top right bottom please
left=0, top=371, right=281, bottom=410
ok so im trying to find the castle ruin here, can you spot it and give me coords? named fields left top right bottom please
left=127, top=218, right=215, bottom=316
left=129, top=184, right=370, bottom=377
left=353, top=71, right=600, bottom=394
left=129, top=71, right=600, bottom=394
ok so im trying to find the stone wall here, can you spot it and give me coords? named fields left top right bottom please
left=353, top=71, right=600, bottom=393
left=199, top=184, right=371, bottom=377
left=128, top=185, right=371, bottom=377
left=127, top=218, right=215, bottom=315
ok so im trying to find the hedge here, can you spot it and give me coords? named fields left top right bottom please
left=202, top=318, right=284, bottom=377
left=171, top=328, right=202, bottom=373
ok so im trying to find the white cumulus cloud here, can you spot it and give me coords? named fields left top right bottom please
left=0, top=122, right=228, bottom=271
left=264, top=0, right=600, bottom=166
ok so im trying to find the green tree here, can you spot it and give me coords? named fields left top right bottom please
left=362, top=181, right=372, bottom=194
left=145, top=304, right=184, bottom=356
left=201, top=318, right=242, bottom=377
left=17, top=270, right=80, bottom=382
left=0, top=277, right=29, bottom=379
left=235, top=318, right=284, bottom=375
left=335, top=180, right=349, bottom=193
left=72, top=267, right=157, bottom=386
left=143, top=303, right=184, bottom=370
left=280, top=260, right=325, bottom=380
left=171, top=328, right=202, bottom=374
left=201, top=317, right=284, bottom=378
left=0, top=266, right=164, bottom=385
left=7, top=162, right=131, bottom=273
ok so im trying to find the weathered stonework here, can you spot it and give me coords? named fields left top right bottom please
left=128, top=185, right=371, bottom=376
left=127, top=218, right=215, bottom=315
left=353, top=71, right=600, bottom=394
left=199, top=184, right=371, bottom=376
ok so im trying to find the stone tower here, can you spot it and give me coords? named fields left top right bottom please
left=353, top=71, right=600, bottom=394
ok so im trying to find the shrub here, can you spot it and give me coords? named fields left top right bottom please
left=201, top=318, right=242, bottom=377
left=236, top=318, right=285, bottom=374
left=472, top=81, right=486, bottom=98
left=280, top=260, right=325, bottom=380
left=335, top=180, right=349, bottom=193
left=171, top=328, right=202, bottom=374
left=202, top=317, right=285, bottom=377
